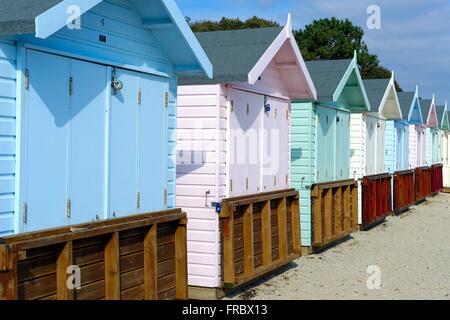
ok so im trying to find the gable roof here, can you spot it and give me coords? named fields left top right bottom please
left=180, top=27, right=282, bottom=85
left=436, top=102, right=449, bottom=130
left=306, top=59, right=352, bottom=101
left=179, top=15, right=317, bottom=100
left=363, top=78, right=391, bottom=113
left=419, top=98, right=432, bottom=124
left=397, top=86, right=423, bottom=124
left=419, top=95, right=439, bottom=128
left=0, top=0, right=212, bottom=78
left=304, top=54, right=370, bottom=111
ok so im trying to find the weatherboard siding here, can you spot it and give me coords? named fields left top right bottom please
left=0, top=39, right=16, bottom=236
left=385, top=120, right=395, bottom=173
left=291, top=102, right=316, bottom=247
left=350, top=113, right=365, bottom=179
left=177, top=84, right=223, bottom=288
left=167, top=78, right=177, bottom=208
left=426, top=128, right=432, bottom=166
left=18, top=0, right=174, bottom=76
left=409, top=125, right=418, bottom=169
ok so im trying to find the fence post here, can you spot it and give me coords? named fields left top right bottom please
left=0, top=245, right=18, bottom=300
left=175, top=219, right=188, bottom=300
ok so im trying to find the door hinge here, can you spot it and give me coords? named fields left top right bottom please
left=230, top=179, right=233, bottom=192
left=245, top=177, right=249, bottom=191
left=136, top=192, right=141, bottom=209
left=286, top=174, right=289, bottom=185
left=164, top=189, right=167, bottom=207
left=137, top=88, right=142, bottom=105
left=286, top=110, right=289, bottom=121
left=23, top=203, right=27, bottom=224
left=275, top=108, right=278, bottom=119
left=165, top=92, right=169, bottom=108
left=69, top=77, right=73, bottom=96
left=66, top=199, right=71, bottom=218
left=25, top=69, right=29, bottom=90
left=230, top=100, right=234, bottom=112
left=246, top=103, right=250, bottom=115
left=274, top=176, right=277, bottom=187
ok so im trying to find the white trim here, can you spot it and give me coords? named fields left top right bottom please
left=379, top=72, right=402, bottom=120
left=247, top=14, right=317, bottom=100
left=230, top=83, right=290, bottom=101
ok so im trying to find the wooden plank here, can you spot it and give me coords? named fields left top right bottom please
left=56, top=241, right=73, bottom=300
left=312, top=187, right=323, bottom=246
left=0, top=251, right=18, bottom=300
left=222, top=203, right=235, bottom=286
left=342, top=186, right=351, bottom=232
left=291, top=197, right=301, bottom=255
left=351, top=185, right=359, bottom=229
left=334, top=188, right=342, bottom=236
left=324, top=189, right=332, bottom=241
left=175, top=221, right=188, bottom=300
left=277, top=198, right=288, bottom=260
left=261, top=200, right=272, bottom=266
left=144, top=225, right=158, bottom=300
left=243, top=203, right=254, bottom=276
left=104, top=232, right=120, bottom=300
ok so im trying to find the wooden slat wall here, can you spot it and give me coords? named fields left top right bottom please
left=415, top=167, right=432, bottom=203
left=431, top=164, right=443, bottom=195
left=393, top=170, right=415, bottom=214
left=311, top=180, right=359, bottom=249
left=361, top=174, right=393, bottom=230
left=220, top=189, right=301, bottom=289
left=0, top=211, right=187, bottom=300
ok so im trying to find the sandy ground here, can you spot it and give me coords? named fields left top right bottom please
left=231, top=193, right=450, bottom=300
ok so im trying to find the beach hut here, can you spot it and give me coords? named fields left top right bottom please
left=358, top=73, right=402, bottom=229
left=397, top=87, right=431, bottom=203
left=291, top=53, right=369, bottom=251
left=419, top=96, right=440, bottom=166
left=0, top=0, right=212, bottom=236
left=176, top=16, right=316, bottom=297
left=442, top=105, right=450, bottom=191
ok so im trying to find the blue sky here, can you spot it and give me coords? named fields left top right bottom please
left=177, top=0, right=450, bottom=106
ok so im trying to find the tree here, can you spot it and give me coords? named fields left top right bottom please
left=187, top=16, right=279, bottom=32
left=294, top=18, right=401, bottom=90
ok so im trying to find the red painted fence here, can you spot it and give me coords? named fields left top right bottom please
left=393, top=170, right=415, bottom=214
left=414, top=167, right=432, bottom=204
left=431, top=164, right=443, bottom=196
left=361, top=173, right=392, bottom=230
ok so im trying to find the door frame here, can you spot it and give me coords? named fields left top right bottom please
left=15, top=44, right=169, bottom=233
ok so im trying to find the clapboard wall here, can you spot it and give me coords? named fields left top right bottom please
left=385, top=121, right=396, bottom=173
left=0, top=39, right=16, bottom=236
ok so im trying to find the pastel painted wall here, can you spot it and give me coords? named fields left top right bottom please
left=291, top=102, right=350, bottom=247
left=385, top=121, right=395, bottom=173
left=0, top=39, right=16, bottom=237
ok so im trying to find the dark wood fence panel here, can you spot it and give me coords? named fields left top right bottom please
left=431, top=164, right=443, bottom=196
left=415, top=167, right=432, bottom=203
left=361, top=174, right=393, bottom=230
left=393, top=170, right=415, bottom=214
left=311, top=180, right=358, bottom=249
left=220, top=189, right=300, bottom=289
left=0, top=210, right=187, bottom=301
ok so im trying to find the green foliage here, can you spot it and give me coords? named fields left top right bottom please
left=187, top=16, right=279, bottom=32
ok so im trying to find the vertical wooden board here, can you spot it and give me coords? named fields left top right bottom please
left=0, top=251, right=18, bottom=300
left=312, top=187, right=323, bottom=246
left=342, top=186, right=351, bottom=232
left=277, top=198, right=288, bottom=260
left=291, top=197, right=301, bottom=255
left=56, top=241, right=73, bottom=300
left=143, top=225, right=157, bottom=300
left=334, top=187, right=342, bottom=236
left=362, top=179, right=370, bottom=225
left=261, top=200, right=272, bottom=267
left=243, top=204, right=254, bottom=275
left=175, top=222, right=187, bottom=300
left=324, top=189, right=332, bottom=241
left=351, top=185, right=359, bottom=229
left=222, top=204, right=234, bottom=285
left=104, top=232, right=120, bottom=300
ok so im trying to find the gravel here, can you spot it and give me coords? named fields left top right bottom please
left=231, top=193, right=450, bottom=300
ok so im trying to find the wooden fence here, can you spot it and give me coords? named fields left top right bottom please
left=361, top=173, right=393, bottom=230
left=393, top=170, right=415, bottom=214
left=431, top=164, right=443, bottom=196
left=0, top=210, right=187, bottom=300
left=415, top=166, right=432, bottom=204
left=311, top=180, right=359, bottom=249
left=220, top=189, right=301, bottom=289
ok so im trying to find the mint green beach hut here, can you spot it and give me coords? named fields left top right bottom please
left=291, top=54, right=370, bottom=250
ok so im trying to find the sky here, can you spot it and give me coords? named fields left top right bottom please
left=176, top=0, right=450, bottom=106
